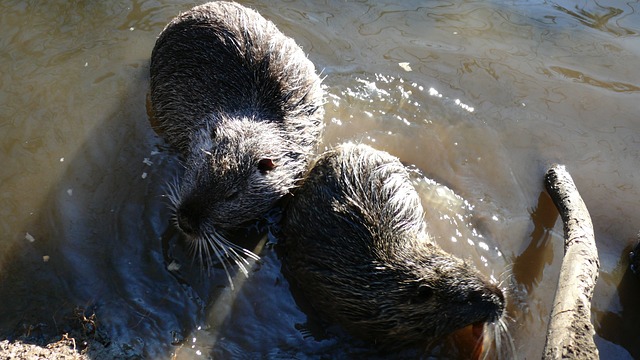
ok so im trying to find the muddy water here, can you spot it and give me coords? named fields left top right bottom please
left=1, top=0, right=639, bottom=358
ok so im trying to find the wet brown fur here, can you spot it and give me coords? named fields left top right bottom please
left=149, top=2, right=324, bottom=268
left=281, top=143, right=505, bottom=349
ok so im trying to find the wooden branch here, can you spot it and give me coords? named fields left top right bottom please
left=542, top=164, right=600, bottom=359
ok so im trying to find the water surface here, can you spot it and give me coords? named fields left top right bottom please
left=1, top=0, right=639, bottom=358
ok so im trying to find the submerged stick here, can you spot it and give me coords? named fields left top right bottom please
left=542, top=164, right=600, bottom=359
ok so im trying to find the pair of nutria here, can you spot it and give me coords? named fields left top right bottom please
left=148, top=0, right=506, bottom=354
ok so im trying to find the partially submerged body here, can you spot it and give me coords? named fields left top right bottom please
left=281, top=143, right=505, bottom=351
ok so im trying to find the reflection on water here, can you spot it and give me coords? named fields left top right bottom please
left=512, top=191, right=558, bottom=294
left=1, top=0, right=640, bottom=359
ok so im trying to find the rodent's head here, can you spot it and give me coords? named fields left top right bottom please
left=387, top=242, right=505, bottom=344
left=330, top=240, right=506, bottom=349
left=169, top=116, right=305, bottom=239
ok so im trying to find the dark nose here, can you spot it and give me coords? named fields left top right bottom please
left=176, top=200, right=203, bottom=235
left=484, top=283, right=506, bottom=321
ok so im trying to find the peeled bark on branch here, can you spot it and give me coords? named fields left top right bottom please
left=542, top=164, right=600, bottom=359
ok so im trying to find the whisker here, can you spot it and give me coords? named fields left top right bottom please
left=210, top=227, right=260, bottom=261
left=482, top=323, right=494, bottom=360
left=481, top=317, right=516, bottom=360
left=201, top=236, right=214, bottom=276
left=497, top=264, right=514, bottom=289
left=210, top=228, right=260, bottom=278
left=227, top=248, right=250, bottom=277
left=200, top=239, right=218, bottom=278
left=492, top=323, right=500, bottom=360
left=163, top=177, right=182, bottom=211
left=203, top=232, right=235, bottom=290
left=173, top=210, right=260, bottom=290
left=499, top=318, right=517, bottom=360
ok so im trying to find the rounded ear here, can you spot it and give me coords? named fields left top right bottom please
left=257, top=158, right=276, bottom=173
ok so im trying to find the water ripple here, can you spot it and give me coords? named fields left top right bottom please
left=548, top=65, right=640, bottom=93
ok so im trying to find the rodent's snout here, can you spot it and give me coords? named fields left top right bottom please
left=485, top=282, right=506, bottom=322
left=176, top=200, right=204, bottom=236
left=467, top=281, right=505, bottom=323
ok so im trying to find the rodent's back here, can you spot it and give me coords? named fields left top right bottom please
left=150, top=1, right=323, bottom=153
left=282, top=143, right=504, bottom=349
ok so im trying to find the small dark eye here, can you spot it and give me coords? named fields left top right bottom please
left=408, top=284, right=433, bottom=305
left=257, top=158, right=276, bottom=173
left=417, top=284, right=433, bottom=299
left=225, top=189, right=239, bottom=201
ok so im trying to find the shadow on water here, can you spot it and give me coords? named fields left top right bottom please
left=597, top=245, right=640, bottom=359
left=0, top=63, right=222, bottom=358
left=511, top=191, right=558, bottom=293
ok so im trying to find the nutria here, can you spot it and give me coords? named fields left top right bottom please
left=149, top=2, right=324, bottom=277
left=281, top=143, right=506, bottom=351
